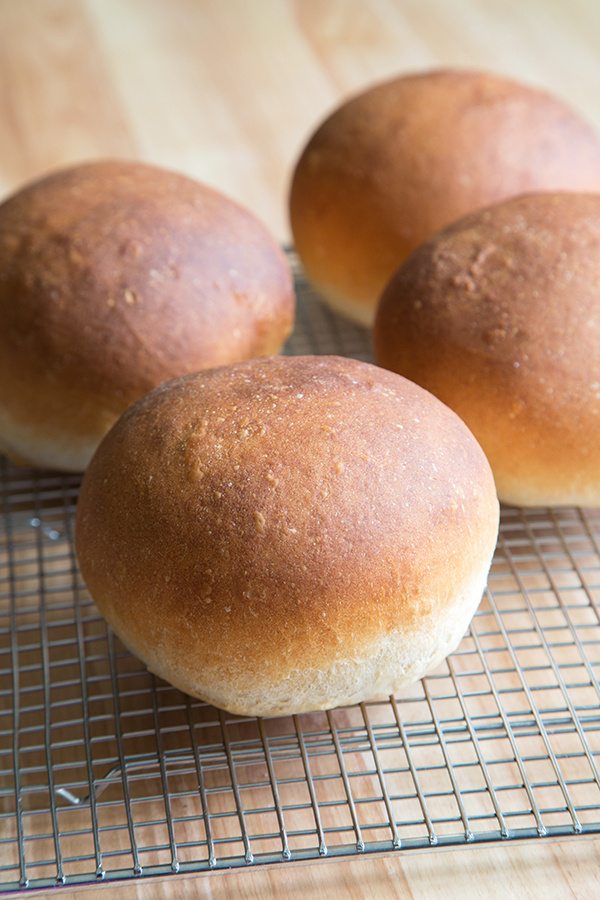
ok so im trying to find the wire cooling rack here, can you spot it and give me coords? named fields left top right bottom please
left=2, top=256, right=600, bottom=892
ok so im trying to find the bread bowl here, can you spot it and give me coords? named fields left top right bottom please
left=76, top=354, right=499, bottom=717
left=0, top=160, right=294, bottom=471
left=375, top=191, right=600, bottom=506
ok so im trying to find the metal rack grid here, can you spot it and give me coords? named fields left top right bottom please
left=1, top=256, right=600, bottom=892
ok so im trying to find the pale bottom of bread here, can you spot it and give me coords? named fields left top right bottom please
left=313, top=282, right=375, bottom=329
left=138, top=562, right=490, bottom=718
left=0, top=408, right=100, bottom=472
left=495, top=471, right=600, bottom=508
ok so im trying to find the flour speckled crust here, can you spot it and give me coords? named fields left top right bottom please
left=375, top=192, right=600, bottom=506
left=0, top=161, right=294, bottom=471
left=76, top=355, right=499, bottom=717
left=290, top=69, right=600, bottom=326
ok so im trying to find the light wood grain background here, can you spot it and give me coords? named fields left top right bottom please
left=15, top=838, right=600, bottom=899
left=1, top=0, right=600, bottom=241
left=2, top=1, right=600, bottom=897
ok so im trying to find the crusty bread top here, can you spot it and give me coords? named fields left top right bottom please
left=76, top=355, right=499, bottom=685
left=0, top=160, right=294, bottom=457
left=374, top=192, right=600, bottom=505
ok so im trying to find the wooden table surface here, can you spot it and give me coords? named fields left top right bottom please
left=2, top=0, right=600, bottom=242
left=2, top=1, right=600, bottom=897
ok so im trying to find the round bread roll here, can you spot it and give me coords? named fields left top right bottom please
left=0, top=160, right=294, bottom=472
left=76, top=355, right=499, bottom=717
left=290, top=69, right=600, bottom=326
left=374, top=192, right=600, bottom=507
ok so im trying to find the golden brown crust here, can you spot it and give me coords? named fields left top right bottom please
left=76, top=355, right=499, bottom=715
left=374, top=191, right=600, bottom=506
left=0, top=160, right=294, bottom=470
left=290, top=69, right=600, bottom=324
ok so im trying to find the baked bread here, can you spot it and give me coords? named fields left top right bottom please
left=76, top=355, right=499, bottom=717
left=290, top=69, right=600, bottom=325
left=0, top=160, right=294, bottom=471
left=375, top=192, right=600, bottom=507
